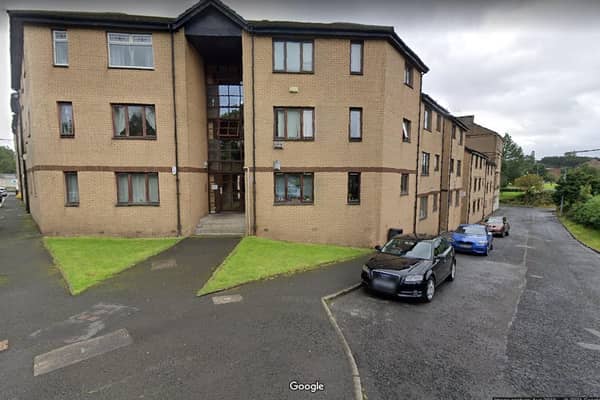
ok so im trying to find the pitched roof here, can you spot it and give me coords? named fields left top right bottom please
left=8, top=0, right=428, bottom=90
left=421, top=93, right=469, bottom=130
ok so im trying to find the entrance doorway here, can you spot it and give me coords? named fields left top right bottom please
left=213, top=173, right=245, bottom=212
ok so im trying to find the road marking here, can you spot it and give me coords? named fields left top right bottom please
left=529, top=274, right=543, bottom=279
left=577, top=328, right=600, bottom=351
left=151, top=258, right=177, bottom=271
left=33, top=329, right=132, bottom=376
left=212, top=294, right=243, bottom=305
left=516, top=245, right=536, bottom=249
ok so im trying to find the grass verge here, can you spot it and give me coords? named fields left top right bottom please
left=559, top=216, right=600, bottom=252
left=44, top=237, right=180, bottom=295
left=197, top=236, right=371, bottom=296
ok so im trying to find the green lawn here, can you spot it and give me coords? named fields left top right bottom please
left=559, top=217, right=600, bottom=252
left=544, top=182, right=557, bottom=191
left=198, top=236, right=371, bottom=296
left=44, top=237, right=180, bottom=295
left=500, top=191, right=524, bottom=201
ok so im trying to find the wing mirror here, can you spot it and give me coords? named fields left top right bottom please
left=374, top=245, right=382, bottom=252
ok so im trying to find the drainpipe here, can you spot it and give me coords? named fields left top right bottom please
left=251, top=33, right=257, bottom=235
left=445, top=119, right=454, bottom=232
left=438, top=116, right=446, bottom=235
left=170, top=25, right=182, bottom=236
left=412, top=73, right=424, bottom=236
left=19, top=106, right=29, bottom=213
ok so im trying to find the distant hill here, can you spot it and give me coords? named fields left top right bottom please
left=539, top=155, right=596, bottom=169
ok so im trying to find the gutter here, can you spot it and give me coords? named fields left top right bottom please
left=412, top=73, right=424, bottom=235
left=170, top=25, right=182, bottom=236
left=251, top=33, right=257, bottom=235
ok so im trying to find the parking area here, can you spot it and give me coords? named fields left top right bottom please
left=330, top=206, right=600, bottom=400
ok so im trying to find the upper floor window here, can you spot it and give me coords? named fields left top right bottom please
left=434, top=154, right=440, bottom=171
left=452, top=124, right=457, bottom=139
left=433, top=193, right=438, bottom=212
left=274, top=172, right=314, bottom=204
left=53, top=30, right=68, bottom=66
left=274, top=107, right=314, bottom=140
left=58, top=102, right=74, bottom=137
left=108, top=33, right=154, bottom=69
left=419, top=196, right=428, bottom=220
left=349, top=108, right=362, bottom=141
left=112, top=104, right=156, bottom=138
left=458, top=128, right=464, bottom=145
left=347, top=172, right=361, bottom=204
left=450, top=158, right=455, bottom=173
left=273, top=40, right=313, bottom=73
left=117, top=172, right=159, bottom=205
left=455, top=190, right=460, bottom=207
left=350, top=41, right=363, bottom=74
left=424, top=107, right=432, bottom=131
left=421, top=152, right=430, bottom=176
left=402, top=119, right=411, bottom=143
left=457, top=160, right=462, bottom=176
left=404, top=63, right=413, bottom=87
left=436, top=113, right=442, bottom=131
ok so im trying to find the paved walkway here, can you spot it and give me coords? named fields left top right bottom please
left=0, top=196, right=368, bottom=399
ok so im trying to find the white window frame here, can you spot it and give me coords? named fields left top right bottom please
left=53, top=30, right=68, bottom=66
left=107, top=32, right=154, bottom=69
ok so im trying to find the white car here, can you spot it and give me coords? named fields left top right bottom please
left=0, top=187, right=7, bottom=197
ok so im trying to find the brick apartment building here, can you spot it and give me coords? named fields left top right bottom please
left=9, top=0, right=502, bottom=246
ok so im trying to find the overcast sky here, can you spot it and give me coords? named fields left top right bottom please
left=1, top=0, right=599, bottom=158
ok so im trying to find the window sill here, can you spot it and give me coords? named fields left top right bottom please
left=64, top=203, right=79, bottom=207
left=272, top=70, right=314, bottom=75
left=60, top=135, right=75, bottom=139
left=419, top=216, right=427, bottom=221
left=116, top=202, right=160, bottom=207
left=108, top=66, right=155, bottom=71
left=402, top=139, right=411, bottom=143
left=421, top=173, right=429, bottom=177
left=350, top=71, right=363, bottom=76
left=404, top=83, right=413, bottom=89
left=113, top=136, right=157, bottom=140
left=347, top=201, right=360, bottom=205
left=349, top=138, right=362, bottom=142
left=273, top=138, right=314, bottom=142
left=53, top=64, right=69, bottom=68
left=400, top=192, right=409, bottom=196
left=273, top=202, right=314, bottom=206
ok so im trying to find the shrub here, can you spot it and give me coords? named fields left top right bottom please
left=570, top=195, right=600, bottom=230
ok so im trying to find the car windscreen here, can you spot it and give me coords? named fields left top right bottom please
left=487, top=217, right=503, bottom=224
left=456, top=225, right=487, bottom=235
left=381, top=239, right=432, bottom=259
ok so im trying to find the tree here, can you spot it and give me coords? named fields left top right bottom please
left=0, top=146, right=16, bottom=174
left=501, top=133, right=526, bottom=187
left=552, top=165, right=600, bottom=208
left=514, top=174, right=544, bottom=192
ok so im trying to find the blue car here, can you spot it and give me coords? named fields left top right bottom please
left=450, top=224, right=493, bottom=256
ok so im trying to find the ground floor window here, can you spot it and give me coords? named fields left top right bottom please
left=116, top=172, right=159, bottom=205
left=347, top=172, right=361, bottom=204
left=400, top=173, right=409, bottom=195
left=419, top=196, right=428, bottom=220
left=432, top=193, right=438, bottom=212
left=64, top=171, right=79, bottom=206
left=455, top=190, right=460, bottom=207
left=274, top=172, right=314, bottom=204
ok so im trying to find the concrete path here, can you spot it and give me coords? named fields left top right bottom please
left=0, top=196, right=368, bottom=399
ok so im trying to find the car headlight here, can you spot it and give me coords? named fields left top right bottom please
left=404, top=275, right=423, bottom=283
left=477, top=240, right=488, bottom=245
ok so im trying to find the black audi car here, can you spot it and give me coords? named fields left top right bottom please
left=361, top=235, right=456, bottom=302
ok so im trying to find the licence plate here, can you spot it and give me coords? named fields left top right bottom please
left=459, top=243, right=471, bottom=248
left=373, top=278, right=396, bottom=292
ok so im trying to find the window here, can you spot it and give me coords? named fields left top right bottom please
left=273, top=40, right=313, bottom=73
left=459, top=128, right=464, bottom=145
left=450, top=158, right=455, bottom=174
left=472, top=201, right=476, bottom=213
left=64, top=172, right=79, bottom=206
left=58, top=102, right=74, bottom=137
left=433, top=193, right=438, bottom=212
left=434, top=154, right=440, bottom=171
left=457, top=160, right=462, bottom=177
left=207, top=84, right=243, bottom=138
left=53, top=30, right=68, bottom=66
left=400, top=174, right=409, bottom=195
left=116, top=172, right=159, bottom=205
left=424, top=107, right=432, bottom=131
left=274, top=108, right=314, bottom=140
left=112, top=104, right=156, bottom=138
left=436, top=113, right=442, bottom=131
left=349, top=108, right=362, bottom=141
left=350, top=41, right=363, bottom=74
left=404, top=63, right=413, bottom=86
left=421, top=152, right=430, bottom=176
left=419, top=196, right=428, bottom=219
left=108, top=33, right=154, bottom=69
left=402, top=119, right=411, bottom=142
left=347, top=172, right=361, bottom=204
left=452, top=124, right=457, bottom=139
left=455, top=190, right=460, bottom=207
left=274, top=172, right=314, bottom=204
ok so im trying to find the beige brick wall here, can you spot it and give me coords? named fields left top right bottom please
left=21, top=25, right=209, bottom=236
left=242, top=32, right=420, bottom=246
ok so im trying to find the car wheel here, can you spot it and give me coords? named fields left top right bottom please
left=446, top=260, right=456, bottom=282
left=423, top=277, right=435, bottom=302
left=506, top=230, right=510, bottom=236
left=490, top=243, right=494, bottom=251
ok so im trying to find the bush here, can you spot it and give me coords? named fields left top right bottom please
left=569, top=195, right=600, bottom=230
left=514, top=174, right=544, bottom=192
